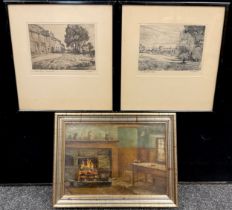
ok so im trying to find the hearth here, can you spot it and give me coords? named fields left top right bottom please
left=77, top=157, right=99, bottom=182
left=66, top=140, right=119, bottom=178
left=65, top=148, right=113, bottom=187
left=75, top=158, right=112, bottom=186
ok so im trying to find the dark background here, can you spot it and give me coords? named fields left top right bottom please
left=0, top=0, right=232, bottom=183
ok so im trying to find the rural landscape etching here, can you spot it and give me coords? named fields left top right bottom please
left=64, top=122, right=168, bottom=195
left=28, top=24, right=95, bottom=70
left=139, top=24, right=205, bottom=71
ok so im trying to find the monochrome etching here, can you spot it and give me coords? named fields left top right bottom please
left=28, top=24, right=95, bottom=70
left=139, top=24, right=205, bottom=71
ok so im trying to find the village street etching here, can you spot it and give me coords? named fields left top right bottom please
left=139, top=24, right=205, bottom=71
left=28, top=24, right=95, bottom=70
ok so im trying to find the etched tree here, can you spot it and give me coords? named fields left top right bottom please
left=178, top=25, right=205, bottom=63
left=184, top=25, right=205, bottom=48
left=86, top=42, right=95, bottom=57
left=87, top=42, right=94, bottom=51
left=64, top=25, right=89, bottom=54
left=139, top=44, right=146, bottom=53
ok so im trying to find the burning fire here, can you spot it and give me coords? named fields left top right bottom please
left=80, top=159, right=95, bottom=169
left=78, top=159, right=98, bottom=181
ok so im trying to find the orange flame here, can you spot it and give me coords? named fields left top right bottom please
left=80, top=159, right=95, bottom=169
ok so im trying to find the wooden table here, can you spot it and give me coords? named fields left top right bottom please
left=131, top=162, right=167, bottom=186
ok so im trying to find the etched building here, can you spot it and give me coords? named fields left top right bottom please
left=28, top=24, right=65, bottom=55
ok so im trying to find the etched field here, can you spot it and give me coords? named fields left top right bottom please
left=32, top=53, right=95, bottom=70
left=139, top=53, right=200, bottom=71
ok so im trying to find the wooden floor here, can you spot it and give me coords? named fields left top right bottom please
left=65, top=176, right=167, bottom=195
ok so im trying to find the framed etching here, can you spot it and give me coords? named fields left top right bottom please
left=7, top=3, right=112, bottom=110
left=53, top=113, right=177, bottom=208
left=121, top=2, right=229, bottom=111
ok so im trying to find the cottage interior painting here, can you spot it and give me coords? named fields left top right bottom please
left=64, top=123, right=168, bottom=195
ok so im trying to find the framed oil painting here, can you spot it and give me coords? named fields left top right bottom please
left=53, top=113, right=177, bottom=208
left=121, top=2, right=228, bottom=111
left=7, top=4, right=112, bottom=111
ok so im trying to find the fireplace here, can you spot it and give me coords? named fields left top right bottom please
left=66, top=140, right=119, bottom=178
left=65, top=146, right=114, bottom=187
left=77, top=157, right=99, bottom=182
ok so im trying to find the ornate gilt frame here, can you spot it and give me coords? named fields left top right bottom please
left=53, top=113, right=177, bottom=208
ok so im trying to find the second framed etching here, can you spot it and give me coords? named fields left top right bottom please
left=121, top=3, right=228, bottom=111
left=8, top=4, right=112, bottom=111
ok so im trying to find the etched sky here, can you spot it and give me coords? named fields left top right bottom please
left=39, top=24, right=95, bottom=47
left=140, top=24, right=184, bottom=48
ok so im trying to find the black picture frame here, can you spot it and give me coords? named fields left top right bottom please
left=4, top=0, right=117, bottom=111
left=120, top=1, right=230, bottom=111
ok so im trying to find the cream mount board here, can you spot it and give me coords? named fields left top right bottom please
left=121, top=4, right=226, bottom=111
